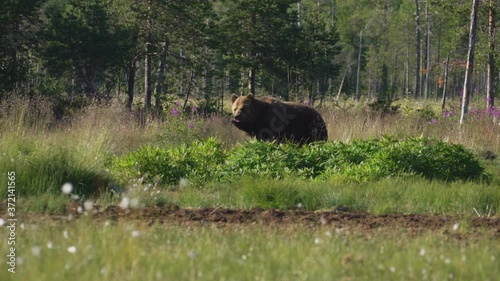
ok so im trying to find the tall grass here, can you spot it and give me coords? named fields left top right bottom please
left=0, top=97, right=150, bottom=198
left=321, top=99, right=500, bottom=154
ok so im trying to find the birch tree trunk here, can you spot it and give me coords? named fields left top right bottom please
left=336, top=69, right=347, bottom=101
left=404, top=55, right=409, bottom=98
left=414, top=0, right=421, bottom=99
left=487, top=0, right=496, bottom=108
left=380, top=0, right=389, bottom=100
left=248, top=67, right=256, bottom=95
left=460, top=0, right=480, bottom=125
left=297, top=0, right=302, bottom=27
left=424, top=0, right=430, bottom=100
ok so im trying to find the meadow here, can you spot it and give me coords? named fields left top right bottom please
left=0, top=95, right=499, bottom=280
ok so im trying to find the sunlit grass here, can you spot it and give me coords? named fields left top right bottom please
left=166, top=177, right=499, bottom=216
left=0, top=219, right=497, bottom=281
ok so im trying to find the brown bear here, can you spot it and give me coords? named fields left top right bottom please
left=230, top=93, right=328, bottom=144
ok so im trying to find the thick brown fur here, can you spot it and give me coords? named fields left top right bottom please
left=230, top=93, right=328, bottom=144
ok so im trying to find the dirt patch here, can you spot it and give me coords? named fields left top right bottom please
left=17, top=204, right=499, bottom=238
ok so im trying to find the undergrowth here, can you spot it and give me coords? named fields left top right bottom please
left=110, top=137, right=487, bottom=186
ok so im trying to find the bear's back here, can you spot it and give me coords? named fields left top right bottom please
left=255, top=97, right=328, bottom=144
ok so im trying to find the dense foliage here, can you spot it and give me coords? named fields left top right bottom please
left=110, top=137, right=486, bottom=186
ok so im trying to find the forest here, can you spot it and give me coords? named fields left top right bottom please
left=1, top=0, right=498, bottom=116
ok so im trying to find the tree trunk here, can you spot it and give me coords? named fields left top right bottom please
left=356, top=30, right=363, bottom=102
left=435, top=29, right=442, bottom=100
left=460, top=0, right=480, bottom=125
left=154, top=39, right=169, bottom=112
left=179, top=44, right=185, bottom=97
left=487, top=0, right=496, bottom=108
left=405, top=26, right=410, bottom=98
left=441, top=54, right=450, bottom=111
left=182, top=67, right=195, bottom=111
left=380, top=64, right=388, bottom=100
left=248, top=67, right=256, bottom=95
left=414, top=0, right=421, bottom=99
left=336, top=69, right=347, bottom=101
left=126, top=59, right=137, bottom=110
left=380, top=0, right=389, bottom=101
left=297, top=0, right=302, bottom=27
left=144, top=0, right=153, bottom=111
left=424, top=0, right=430, bottom=100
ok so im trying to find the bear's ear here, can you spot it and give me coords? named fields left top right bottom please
left=247, top=93, right=255, bottom=101
left=231, top=94, right=238, bottom=103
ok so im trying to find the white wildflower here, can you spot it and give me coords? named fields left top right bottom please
left=179, top=178, right=189, bottom=188
left=420, top=248, right=426, bottom=256
left=119, top=197, right=130, bottom=209
left=83, top=200, right=94, bottom=211
left=31, top=246, right=41, bottom=257
left=61, top=183, right=73, bottom=194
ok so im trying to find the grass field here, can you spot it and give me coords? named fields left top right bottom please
left=0, top=218, right=498, bottom=281
left=1, top=95, right=499, bottom=280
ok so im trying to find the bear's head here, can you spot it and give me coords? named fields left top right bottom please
left=231, top=93, right=257, bottom=124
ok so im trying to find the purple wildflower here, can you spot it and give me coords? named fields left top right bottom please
left=171, top=107, right=180, bottom=116
left=470, top=106, right=478, bottom=115
left=191, top=106, right=197, bottom=113
left=188, top=123, right=194, bottom=129
left=429, top=118, right=438, bottom=125
left=487, top=106, right=498, bottom=116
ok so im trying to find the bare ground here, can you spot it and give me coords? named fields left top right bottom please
left=15, top=204, right=499, bottom=238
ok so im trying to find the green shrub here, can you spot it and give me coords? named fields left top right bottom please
left=341, top=138, right=485, bottom=181
left=111, top=137, right=486, bottom=186
left=110, top=137, right=225, bottom=185
left=220, top=141, right=299, bottom=179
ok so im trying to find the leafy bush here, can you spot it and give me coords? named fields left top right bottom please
left=110, top=137, right=225, bottom=185
left=221, top=141, right=299, bottom=179
left=339, top=138, right=486, bottom=181
left=110, top=137, right=486, bottom=186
